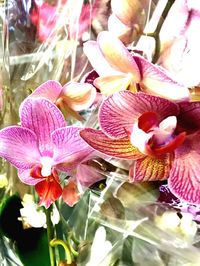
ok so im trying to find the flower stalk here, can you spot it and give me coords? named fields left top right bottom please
left=50, top=238, right=73, bottom=265
left=149, top=0, right=176, bottom=63
left=45, top=207, right=56, bottom=266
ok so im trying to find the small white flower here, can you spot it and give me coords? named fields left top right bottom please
left=19, top=194, right=60, bottom=228
left=86, top=226, right=112, bottom=266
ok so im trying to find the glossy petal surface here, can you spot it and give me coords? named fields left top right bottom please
left=98, top=31, right=141, bottom=80
left=130, top=154, right=171, bottom=181
left=94, top=74, right=135, bottom=96
left=80, top=128, right=143, bottom=159
left=20, top=97, right=66, bottom=155
left=61, top=82, right=96, bottom=111
left=83, top=41, right=117, bottom=76
left=0, top=126, right=40, bottom=169
left=52, top=127, right=93, bottom=171
left=62, top=180, right=80, bottom=207
left=178, top=101, right=200, bottom=133
left=30, top=80, right=62, bottom=102
left=18, top=169, right=44, bottom=185
left=168, top=132, right=200, bottom=204
left=134, top=55, right=190, bottom=101
left=35, top=179, right=62, bottom=208
left=99, top=91, right=179, bottom=138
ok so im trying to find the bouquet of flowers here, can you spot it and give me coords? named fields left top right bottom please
left=1, top=0, right=200, bottom=265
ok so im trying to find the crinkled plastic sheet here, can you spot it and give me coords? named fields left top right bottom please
left=68, top=174, right=200, bottom=266
left=0, top=0, right=108, bottom=112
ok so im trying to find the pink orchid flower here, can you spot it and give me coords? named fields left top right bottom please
left=80, top=91, right=200, bottom=205
left=158, top=0, right=200, bottom=87
left=84, top=31, right=189, bottom=102
left=0, top=97, right=93, bottom=208
left=30, top=80, right=96, bottom=120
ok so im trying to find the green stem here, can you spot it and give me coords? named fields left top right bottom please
left=45, top=208, right=56, bottom=266
left=151, top=0, right=176, bottom=63
left=50, top=239, right=73, bottom=264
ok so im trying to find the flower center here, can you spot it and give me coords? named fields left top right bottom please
left=130, top=112, right=185, bottom=156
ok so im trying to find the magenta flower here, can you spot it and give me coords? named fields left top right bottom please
left=30, top=80, right=96, bottom=120
left=84, top=31, right=189, bottom=102
left=0, top=97, right=92, bottom=208
left=80, top=91, right=200, bottom=205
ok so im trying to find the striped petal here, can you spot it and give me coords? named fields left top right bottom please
left=61, top=82, right=96, bottom=111
left=18, top=169, right=44, bottom=186
left=99, top=91, right=179, bottom=138
left=51, top=127, right=93, bottom=171
left=80, top=128, right=143, bottom=159
left=130, top=154, right=171, bottom=182
left=20, top=97, right=66, bottom=155
left=168, top=132, right=200, bottom=204
left=178, top=101, right=200, bottom=133
left=0, top=126, right=40, bottom=169
left=30, top=80, right=62, bottom=102
left=133, top=55, right=190, bottom=102
left=98, top=31, right=141, bottom=81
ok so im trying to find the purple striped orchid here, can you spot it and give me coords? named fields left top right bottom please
left=0, top=97, right=93, bottom=208
left=80, top=91, right=200, bottom=205
left=84, top=31, right=189, bottom=102
left=30, top=80, right=96, bottom=120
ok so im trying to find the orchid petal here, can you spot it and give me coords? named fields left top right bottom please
left=111, top=0, right=147, bottom=27
left=62, top=180, right=80, bottom=207
left=51, top=127, right=93, bottom=171
left=83, top=41, right=117, bottom=76
left=80, top=128, right=143, bottom=159
left=18, top=169, right=44, bottom=185
left=178, top=101, right=200, bottom=133
left=35, top=179, right=62, bottom=208
left=94, top=74, right=136, bottom=96
left=168, top=132, right=200, bottom=204
left=0, top=126, right=40, bottom=169
left=30, top=80, right=62, bottom=102
left=99, top=91, right=179, bottom=138
left=61, top=82, right=96, bottom=111
left=133, top=55, right=190, bottom=102
left=76, top=162, right=105, bottom=187
left=98, top=31, right=141, bottom=81
left=130, top=154, right=171, bottom=182
left=20, top=97, right=66, bottom=155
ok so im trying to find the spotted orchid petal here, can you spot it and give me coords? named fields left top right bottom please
left=80, top=128, right=143, bottom=159
left=168, top=132, right=200, bottom=204
left=18, top=169, right=44, bottom=186
left=99, top=91, right=179, bottom=138
left=83, top=41, right=117, bottom=76
left=133, top=55, right=190, bottom=102
left=177, top=101, right=200, bottom=133
left=62, top=179, right=80, bottom=207
left=98, top=31, right=141, bottom=81
left=30, top=80, right=62, bottom=102
left=130, top=154, right=171, bottom=182
left=35, top=179, right=62, bottom=208
left=20, top=97, right=66, bottom=155
left=94, top=74, right=136, bottom=96
left=61, top=82, right=96, bottom=111
left=0, top=126, right=41, bottom=169
left=51, top=126, right=93, bottom=171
